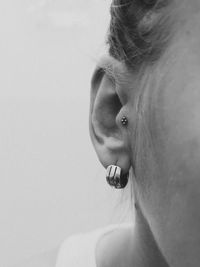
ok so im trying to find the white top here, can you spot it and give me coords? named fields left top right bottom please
left=55, top=223, right=131, bottom=267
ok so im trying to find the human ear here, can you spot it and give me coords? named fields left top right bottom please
left=89, top=58, right=131, bottom=174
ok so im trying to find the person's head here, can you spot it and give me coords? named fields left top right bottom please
left=90, top=0, right=200, bottom=266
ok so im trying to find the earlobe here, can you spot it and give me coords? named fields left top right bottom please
left=89, top=60, right=131, bottom=174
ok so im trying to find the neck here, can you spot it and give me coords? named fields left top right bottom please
left=130, top=204, right=169, bottom=267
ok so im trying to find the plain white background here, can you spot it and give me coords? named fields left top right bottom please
left=0, top=1, right=132, bottom=266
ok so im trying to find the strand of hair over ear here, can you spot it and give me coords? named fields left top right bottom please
left=111, top=0, right=170, bottom=10
left=111, top=1, right=132, bottom=9
left=111, top=0, right=157, bottom=9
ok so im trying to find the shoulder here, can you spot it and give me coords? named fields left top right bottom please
left=96, top=224, right=133, bottom=267
left=11, top=248, right=59, bottom=267
left=56, top=225, right=132, bottom=267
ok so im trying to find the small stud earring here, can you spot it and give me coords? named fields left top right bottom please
left=106, top=165, right=129, bottom=189
left=121, top=116, right=128, bottom=126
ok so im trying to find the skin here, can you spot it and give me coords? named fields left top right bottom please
left=13, top=0, right=200, bottom=266
left=90, top=0, right=200, bottom=266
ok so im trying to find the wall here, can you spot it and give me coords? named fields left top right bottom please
left=0, top=1, right=132, bottom=266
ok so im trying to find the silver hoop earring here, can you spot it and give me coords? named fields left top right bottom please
left=106, top=165, right=129, bottom=189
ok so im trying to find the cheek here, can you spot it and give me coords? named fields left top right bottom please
left=162, top=72, right=200, bottom=182
left=153, top=60, right=200, bottom=215
left=144, top=66, right=200, bottom=265
left=132, top=26, right=200, bottom=264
